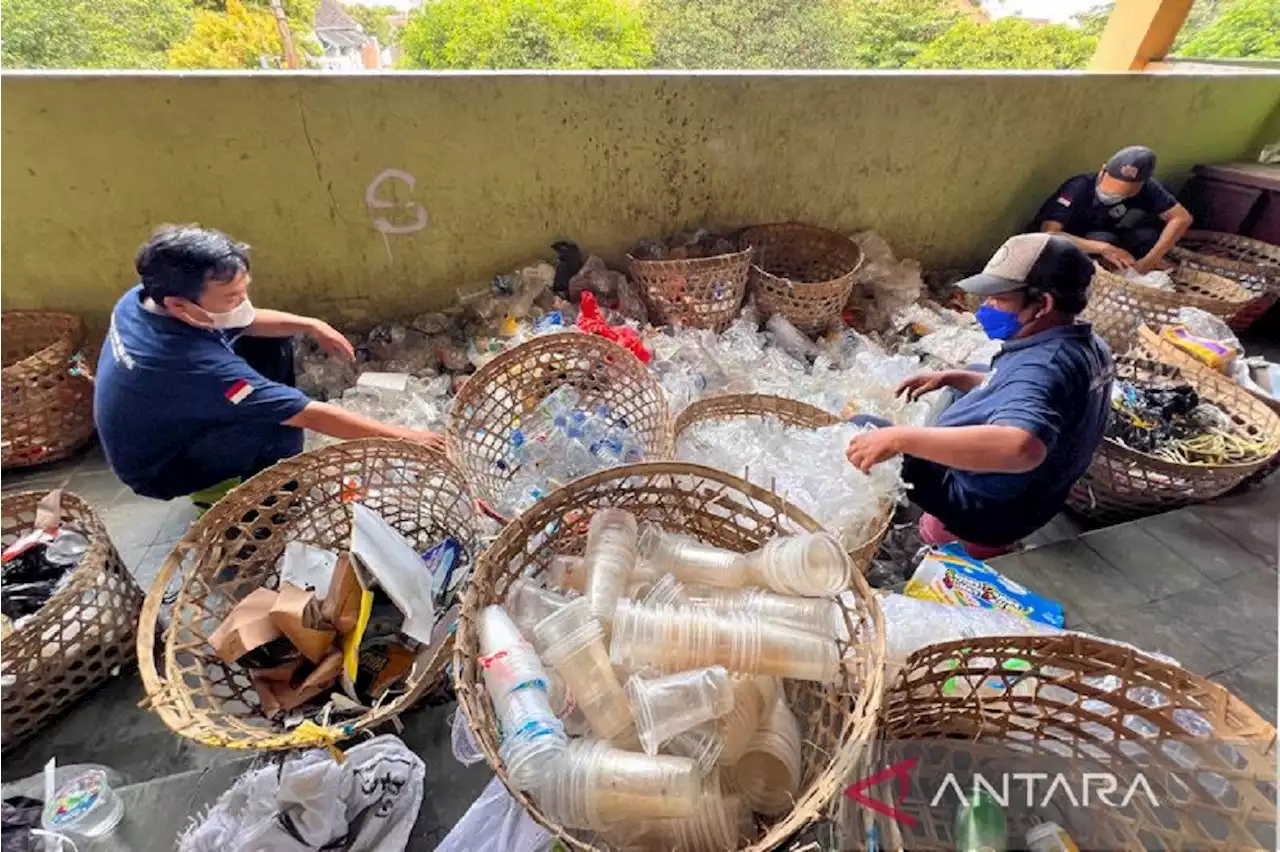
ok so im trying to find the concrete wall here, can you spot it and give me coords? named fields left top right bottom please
left=3, top=72, right=1278, bottom=325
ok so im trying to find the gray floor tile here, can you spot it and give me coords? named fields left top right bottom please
left=1153, top=577, right=1277, bottom=669
left=1136, top=507, right=1269, bottom=582
left=151, top=500, right=198, bottom=547
left=1215, top=652, right=1278, bottom=725
left=994, top=539, right=1150, bottom=625
left=1191, top=489, right=1280, bottom=567
left=1081, top=522, right=1211, bottom=600
left=101, top=498, right=173, bottom=554
left=132, top=543, right=174, bottom=594
left=1089, top=597, right=1224, bottom=677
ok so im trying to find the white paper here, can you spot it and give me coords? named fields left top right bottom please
left=355, top=372, right=410, bottom=392
left=349, top=503, right=434, bottom=644
left=276, top=542, right=339, bottom=599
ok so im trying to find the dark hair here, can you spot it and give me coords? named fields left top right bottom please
left=135, top=225, right=250, bottom=303
left=1025, top=235, right=1094, bottom=317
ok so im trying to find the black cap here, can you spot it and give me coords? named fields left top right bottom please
left=1104, top=145, right=1156, bottom=183
left=958, top=233, right=1095, bottom=297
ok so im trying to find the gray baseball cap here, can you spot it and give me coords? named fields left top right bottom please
left=958, top=233, right=1095, bottom=297
left=1105, top=145, right=1156, bottom=183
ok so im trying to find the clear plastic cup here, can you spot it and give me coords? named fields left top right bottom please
left=537, top=739, right=699, bottom=829
left=623, top=772, right=751, bottom=852
left=508, top=578, right=573, bottom=646
left=640, top=573, right=688, bottom=607
left=546, top=554, right=587, bottom=593
left=583, top=509, right=639, bottom=629
left=685, top=586, right=840, bottom=637
left=627, top=666, right=735, bottom=755
left=718, top=676, right=771, bottom=767
left=610, top=599, right=842, bottom=683
left=41, top=768, right=124, bottom=840
left=740, top=532, right=852, bottom=596
left=637, top=525, right=748, bottom=589
left=732, top=692, right=802, bottom=816
left=664, top=721, right=724, bottom=775
left=536, top=598, right=636, bottom=744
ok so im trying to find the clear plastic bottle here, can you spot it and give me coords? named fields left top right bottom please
left=582, top=509, right=638, bottom=630
left=477, top=605, right=567, bottom=790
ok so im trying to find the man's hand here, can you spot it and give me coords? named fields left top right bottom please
left=309, top=320, right=355, bottom=361
left=896, top=371, right=953, bottom=402
left=1131, top=255, right=1172, bottom=275
left=397, top=427, right=447, bottom=452
left=846, top=427, right=904, bottom=474
left=1097, top=244, right=1136, bottom=269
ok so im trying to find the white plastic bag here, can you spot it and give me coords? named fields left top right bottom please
left=434, top=776, right=550, bottom=852
left=276, top=542, right=339, bottom=598
left=350, top=502, right=435, bottom=644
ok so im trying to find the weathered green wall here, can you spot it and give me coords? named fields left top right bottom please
left=3, top=72, right=1278, bottom=325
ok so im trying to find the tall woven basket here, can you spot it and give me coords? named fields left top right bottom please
left=1082, top=264, right=1252, bottom=355
left=454, top=462, right=886, bottom=852
left=741, top=224, right=864, bottom=335
left=446, top=333, right=673, bottom=519
left=1066, top=355, right=1280, bottom=524
left=1169, top=231, right=1280, bottom=332
left=628, top=247, right=752, bottom=332
left=673, top=393, right=894, bottom=574
left=137, top=439, right=477, bottom=751
left=2, top=491, right=144, bottom=749
left=851, top=634, right=1276, bottom=851
left=1, top=312, right=95, bottom=469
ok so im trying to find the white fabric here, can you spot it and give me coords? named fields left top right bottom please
left=178, top=735, right=424, bottom=852
left=434, top=777, right=549, bottom=852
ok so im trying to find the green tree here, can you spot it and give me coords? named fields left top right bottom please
left=167, top=0, right=283, bottom=68
left=398, top=0, right=652, bottom=69
left=909, top=18, right=1098, bottom=69
left=1178, top=0, right=1279, bottom=58
left=0, top=0, right=194, bottom=69
left=645, top=0, right=850, bottom=69
left=1073, top=2, right=1114, bottom=37
left=346, top=3, right=398, bottom=46
left=839, top=0, right=964, bottom=69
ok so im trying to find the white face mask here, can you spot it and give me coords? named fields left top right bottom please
left=1095, top=184, right=1128, bottom=206
left=204, top=297, right=257, bottom=329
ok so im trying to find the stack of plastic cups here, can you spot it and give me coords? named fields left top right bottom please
left=535, top=597, right=637, bottom=745
left=627, top=665, right=736, bottom=755
left=637, top=525, right=748, bottom=589
left=583, top=509, right=639, bottom=631
left=538, top=739, right=700, bottom=830
left=664, top=722, right=724, bottom=775
left=611, top=599, right=841, bottom=684
left=731, top=691, right=802, bottom=816
left=507, top=577, right=573, bottom=646
left=624, top=771, right=751, bottom=852
left=739, top=532, right=852, bottom=596
left=718, top=676, right=772, bottom=768
left=683, top=585, right=840, bottom=637
left=640, top=573, right=687, bottom=607
left=546, top=554, right=587, bottom=593
left=477, top=605, right=567, bottom=790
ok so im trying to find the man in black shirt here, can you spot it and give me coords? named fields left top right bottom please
left=1030, top=145, right=1193, bottom=274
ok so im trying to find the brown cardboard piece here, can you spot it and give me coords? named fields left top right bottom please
left=270, top=581, right=337, bottom=664
left=322, top=552, right=363, bottom=634
left=249, top=659, right=305, bottom=718
left=209, top=588, right=283, bottom=665
left=251, top=651, right=344, bottom=715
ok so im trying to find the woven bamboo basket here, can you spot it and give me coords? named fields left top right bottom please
left=628, top=247, right=752, bottom=332
left=2, top=491, right=144, bottom=750
left=137, top=439, right=477, bottom=751
left=849, top=634, right=1276, bottom=851
left=454, top=462, right=886, bottom=852
left=1082, top=264, right=1252, bottom=355
left=1066, top=355, right=1280, bottom=524
left=446, top=333, right=673, bottom=517
left=741, top=224, right=864, bottom=335
left=1, top=312, right=95, bottom=469
left=1132, top=325, right=1280, bottom=487
left=672, top=393, right=894, bottom=575
left=1169, top=231, right=1280, bottom=332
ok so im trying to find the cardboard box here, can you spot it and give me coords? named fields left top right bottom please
left=270, top=581, right=337, bottom=664
left=209, top=588, right=283, bottom=665
left=322, top=552, right=363, bottom=635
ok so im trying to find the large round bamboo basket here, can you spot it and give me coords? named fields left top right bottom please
left=1169, top=231, right=1280, bottom=332
left=851, top=634, right=1276, bottom=851
left=1082, top=264, right=1252, bottom=355
left=673, top=393, right=894, bottom=575
left=1, top=491, right=144, bottom=749
left=1, top=312, right=95, bottom=469
left=137, top=439, right=477, bottom=751
left=1066, top=355, right=1280, bottom=524
left=446, top=333, right=673, bottom=516
left=741, top=224, right=864, bottom=335
left=628, top=247, right=752, bottom=332
left=453, top=462, right=886, bottom=852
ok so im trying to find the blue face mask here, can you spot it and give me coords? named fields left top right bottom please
left=975, top=304, right=1024, bottom=341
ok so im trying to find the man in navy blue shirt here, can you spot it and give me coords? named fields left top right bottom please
left=846, top=233, right=1112, bottom=556
left=1031, top=145, right=1192, bottom=275
left=96, top=225, right=445, bottom=503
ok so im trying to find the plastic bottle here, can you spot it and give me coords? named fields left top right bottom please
left=477, top=605, right=567, bottom=790
left=954, top=789, right=1008, bottom=852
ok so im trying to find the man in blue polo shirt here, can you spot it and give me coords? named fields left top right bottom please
left=845, top=233, right=1112, bottom=557
left=96, top=225, right=444, bottom=504
left=1031, top=145, right=1193, bottom=275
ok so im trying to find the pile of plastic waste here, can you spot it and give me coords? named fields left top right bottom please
left=1108, top=377, right=1270, bottom=465
left=1161, top=307, right=1280, bottom=405
left=0, top=491, right=90, bottom=635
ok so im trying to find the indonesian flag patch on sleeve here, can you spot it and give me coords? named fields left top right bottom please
left=225, top=378, right=254, bottom=405
left=1056, top=194, right=1072, bottom=207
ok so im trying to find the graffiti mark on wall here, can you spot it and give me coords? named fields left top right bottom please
left=365, top=168, right=428, bottom=235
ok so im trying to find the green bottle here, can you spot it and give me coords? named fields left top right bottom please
left=954, top=789, right=1008, bottom=852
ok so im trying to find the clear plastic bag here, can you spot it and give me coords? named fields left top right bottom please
left=428, top=776, right=551, bottom=852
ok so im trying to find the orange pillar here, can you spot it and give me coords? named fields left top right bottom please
left=1089, top=0, right=1194, bottom=71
